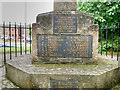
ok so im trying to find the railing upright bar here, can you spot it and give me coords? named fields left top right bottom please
left=20, top=23, right=22, bottom=55
left=29, top=24, right=31, bottom=54
left=117, top=22, right=120, bottom=61
left=3, top=22, right=6, bottom=64
left=9, top=22, right=12, bottom=60
left=106, top=23, right=108, bottom=56
left=25, top=23, right=27, bottom=54
left=111, top=23, right=114, bottom=58
left=101, top=23, right=103, bottom=55
left=15, top=22, right=17, bottom=57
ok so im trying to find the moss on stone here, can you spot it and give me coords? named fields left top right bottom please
left=33, top=63, right=97, bottom=68
left=33, top=56, right=117, bottom=70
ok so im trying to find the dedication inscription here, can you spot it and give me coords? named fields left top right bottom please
left=53, top=15, right=77, bottom=33
left=50, top=80, right=77, bottom=88
left=38, top=35, right=93, bottom=58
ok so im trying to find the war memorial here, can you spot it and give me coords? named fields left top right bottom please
left=5, top=0, right=120, bottom=88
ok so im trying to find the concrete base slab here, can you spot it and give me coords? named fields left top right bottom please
left=6, top=55, right=120, bottom=88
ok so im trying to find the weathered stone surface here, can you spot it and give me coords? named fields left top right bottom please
left=5, top=54, right=120, bottom=88
left=33, top=11, right=98, bottom=64
left=36, top=14, right=52, bottom=30
left=0, top=67, right=19, bottom=89
left=54, top=0, right=77, bottom=11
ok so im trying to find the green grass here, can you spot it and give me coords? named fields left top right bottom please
left=0, top=47, right=32, bottom=53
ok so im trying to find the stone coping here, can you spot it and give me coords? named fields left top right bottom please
left=7, top=54, right=118, bottom=75
left=37, top=11, right=94, bottom=17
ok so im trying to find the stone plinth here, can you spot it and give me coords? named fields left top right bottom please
left=6, top=55, right=120, bottom=88
left=32, top=11, right=99, bottom=64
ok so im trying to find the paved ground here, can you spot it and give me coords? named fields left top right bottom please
left=0, top=67, right=19, bottom=89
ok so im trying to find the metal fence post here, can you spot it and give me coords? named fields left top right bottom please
left=117, top=22, right=120, bottom=61
left=106, top=23, right=108, bottom=56
left=29, top=24, right=32, bottom=54
left=3, top=22, right=6, bottom=64
left=15, top=22, right=17, bottom=57
left=101, top=23, right=103, bottom=55
left=111, top=23, right=114, bottom=58
left=20, top=23, right=22, bottom=55
left=9, top=22, right=12, bottom=60
left=25, top=23, right=27, bottom=54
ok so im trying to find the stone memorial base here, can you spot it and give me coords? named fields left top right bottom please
left=6, top=54, right=120, bottom=88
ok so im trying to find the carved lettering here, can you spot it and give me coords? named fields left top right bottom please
left=53, top=15, right=77, bottom=33
left=50, top=80, right=77, bottom=88
left=38, top=35, right=92, bottom=58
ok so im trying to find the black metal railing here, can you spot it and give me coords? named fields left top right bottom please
left=0, top=22, right=32, bottom=65
left=0, top=22, right=119, bottom=65
left=99, top=22, right=120, bottom=61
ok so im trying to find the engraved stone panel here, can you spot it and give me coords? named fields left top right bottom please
left=53, top=15, right=77, bottom=33
left=38, top=35, right=92, bottom=58
left=50, top=80, right=77, bottom=88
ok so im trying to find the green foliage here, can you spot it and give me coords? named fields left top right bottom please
left=98, top=40, right=120, bottom=53
left=77, top=1, right=120, bottom=53
left=77, top=1, right=120, bottom=27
